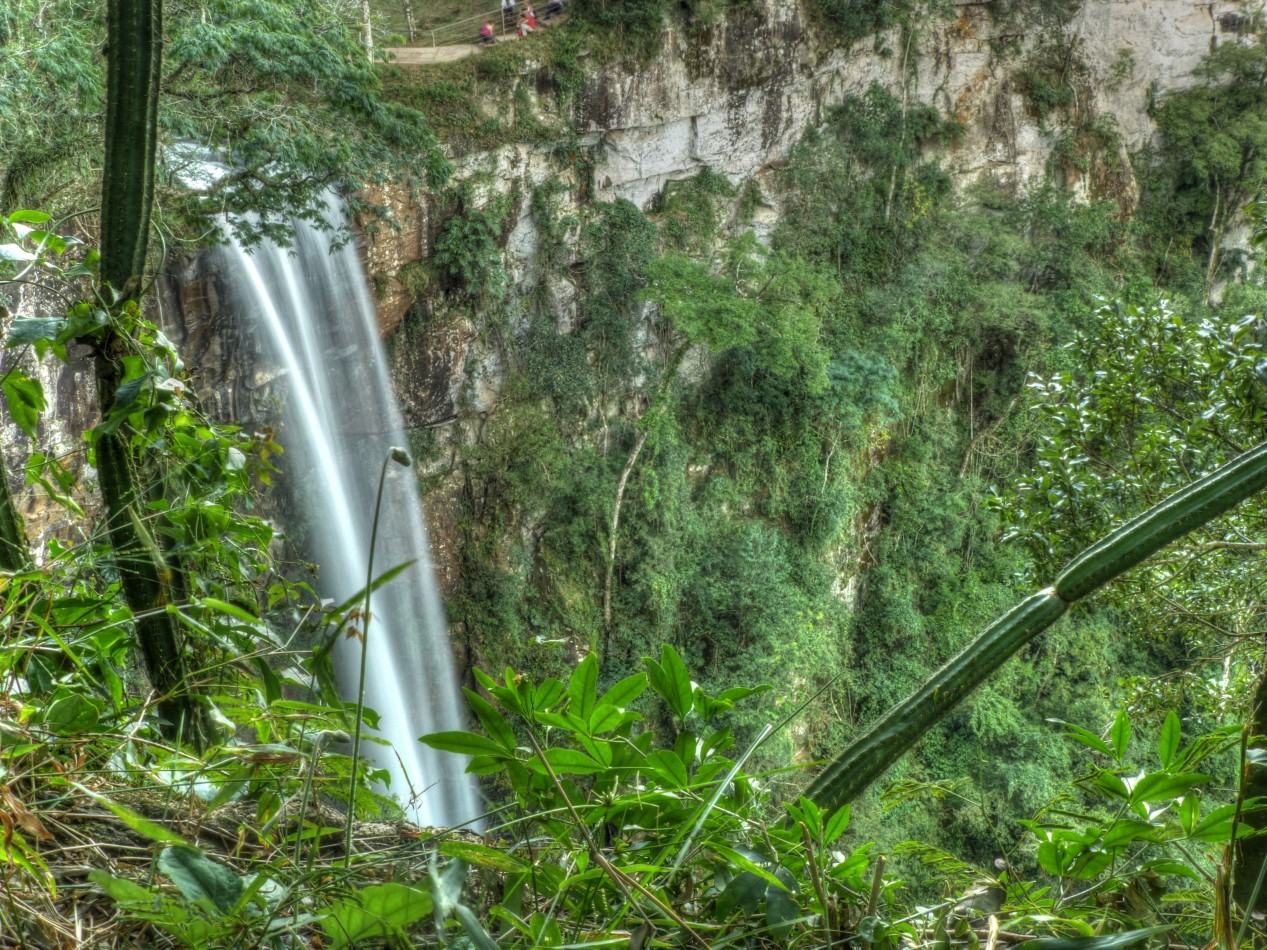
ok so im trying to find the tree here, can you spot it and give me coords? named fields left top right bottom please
left=1, top=0, right=449, bottom=244
left=995, top=298, right=1267, bottom=713
left=1152, top=39, right=1267, bottom=292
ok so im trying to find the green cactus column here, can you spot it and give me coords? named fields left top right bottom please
left=96, top=0, right=203, bottom=745
left=807, top=441, right=1267, bottom=813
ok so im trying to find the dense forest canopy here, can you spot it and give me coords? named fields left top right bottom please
left=2, top=0, right=1267, bottom=946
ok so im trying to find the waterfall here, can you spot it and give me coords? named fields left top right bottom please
left=213, top=194, right=482, bottom=828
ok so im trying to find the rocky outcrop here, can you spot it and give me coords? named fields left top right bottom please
left=366, top=0, right=1255, bottom=423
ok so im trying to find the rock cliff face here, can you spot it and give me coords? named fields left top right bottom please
left=349, top=0, right=1253, bottom=588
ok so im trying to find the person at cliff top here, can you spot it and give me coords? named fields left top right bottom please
left=480, top=20, right=496, bottom=43
left=501, top=0, right=515, bottom=30
left=518, top=11, right=535, bottom=35
left=543, top=0, right=563, bottom=18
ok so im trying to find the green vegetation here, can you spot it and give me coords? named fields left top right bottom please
left=4, top=0, right=1267, bottom=946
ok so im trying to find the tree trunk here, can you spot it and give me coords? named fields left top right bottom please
left=0, top=464, right=30, bottom=572
left=100, top=0, right=204, bottom=745
left=602, top=342, right=690, bottom=648
left=402, top=0, right=416, bottom=42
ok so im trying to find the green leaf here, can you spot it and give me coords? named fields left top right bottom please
left=158, top=844, right=246, bottom=912
left=197, top=597, right=259, bottom=625
left=2, top=371, right=45, bottom=440
left=324, top=883, right=433, bottom=950
left=419, top=731, right=508, bottom=758
left=824, top=804, right=852, bottom=843
left=1091, top=769, right=1130, bottom=801
left=646, top=750, right=689, bottom=788
left=438, top=841, right=525, bottom=872
left=716, top=871, right=766, bottom=917
left=1049, top=719, right=1115, bottom=758
left=1129, top=772, right=1211, bottom=807
left=73, top=784, right=188, bottom=845
left=7, top=318, right=66, bottom=347
left=463, top=689, right=516, bottom=753
left=646, top=644, right=693, bottom=721
left=1111, top=710, right=1131, bottom=761
left=765, top=868, right=800, bottom=940
left=529, top=747, right=607, bottom=775
left=7, top=211, right=52, bottom=225
left=1158, top=711, right=1181, bottom=767
left=454, top=903, right=503, bottom=950
left=89, top=869, right=156, bottom=905
left=596, top=671, right=647, bottom=712
left=567, top=653, right=599, bottom=721
left=40, top=694, right=102, bottom=733
left=1021, top=925, right=1170, bottom=950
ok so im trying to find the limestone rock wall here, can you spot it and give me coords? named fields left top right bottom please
left=367, top=0, right=1256, bottom=442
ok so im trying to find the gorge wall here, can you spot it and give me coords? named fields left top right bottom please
left=349, top=0, right=1256, bottom=589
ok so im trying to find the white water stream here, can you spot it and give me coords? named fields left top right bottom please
left=213, top=195, right=482, bottom=828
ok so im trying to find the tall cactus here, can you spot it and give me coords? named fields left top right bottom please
left=97, top=0, right=204, bottom=745
left=806, top=441, right=1267, bottom=813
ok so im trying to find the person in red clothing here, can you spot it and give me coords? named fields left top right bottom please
left=518, top=10, right=536, bottom=35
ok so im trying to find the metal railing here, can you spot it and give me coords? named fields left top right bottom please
left=422, top=7, right=518, bottom=47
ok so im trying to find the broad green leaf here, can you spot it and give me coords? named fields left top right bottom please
left=1129, top=772, right=1211, bottom=807
left=7, top=318, right=66, bottom=347
left=765, top=868, right=800, bottom=940
left=1158, top=711, right=1180, bottom=767
left=646, top=644, right=693, bottom=721
left=1022, top=926, right=1170, bottom=950
left=1111, top=710, right=1131, bottom=761
left=2, top=371, right=45, bottom=439
left=1193, top=802, right=1254, bottom=842
left=824, top=804, right=851, bottom=843
left=716, top=871, right=766, bottom=917
left=587, top=704, right=638, bottom=735
left=89, top=869, right=156, bottom=904
left=567, top=653, right=599, bottom=721
left=41, top=694, right=102, bottom=733
left=324, top=882, right=433, bottom=950
left=158, top=844, right=245, bottom=912
left=595, top=671, right=647, bottom=712
left=529, top=747, right=607, bottom=775
left=7, top=211, right=51, bottom=225
left=197, top=597, right=259, bottom=625
left=1180, top=793, right=1200, bottom=834
left=420, top=731, right=507, bottom=758
left=712, top=844, right=787, bottom=892
left=646, top=749, right=689, bottom=788
left=463, top=689, right=516, bottom=753
left=1091, top=769, right=1130, bottom=800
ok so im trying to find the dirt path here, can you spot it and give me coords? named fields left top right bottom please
left=384, top=31, right=524, bottom=66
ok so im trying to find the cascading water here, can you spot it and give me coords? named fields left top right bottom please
left=212, top=194, right=481, bottom=828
